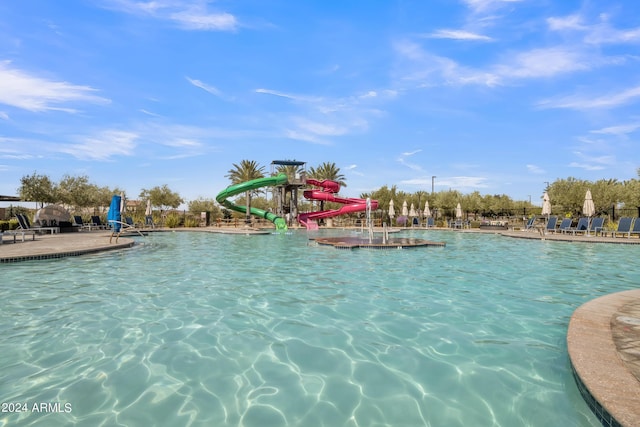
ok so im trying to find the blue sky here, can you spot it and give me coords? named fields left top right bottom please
left=1, top=0, right=640, bottom=207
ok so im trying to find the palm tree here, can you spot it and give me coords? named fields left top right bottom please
left=276, top=163, right=305, bottom=182
left=226, top=160, right=266, bottom=223
left=307, top=162, right=346, bottom=187
left=307, top=162, right=346, bottom=213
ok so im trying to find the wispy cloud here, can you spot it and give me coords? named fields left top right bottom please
left=526, top=164, right=546, bottom=174
left=60, top=130, right=138, bottom=161
left=0, top=61, right=110, bottom=112
left=548, top=12, right=640, bottom=45
left=187, top=77, right=222, bottom=97
left=103, top=0, right=237, bottom=31
left=462, top=0, right=523, bottom=14
left=427, top=29, right=493, bottom=41
left=397, top=149, right=423, bottom=171
left=538, top=85, right=640, bottom=110
left=590, top=123, right=640, bottom=136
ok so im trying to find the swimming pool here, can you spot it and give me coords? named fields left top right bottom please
left=0, top=230, right=635, bottom=426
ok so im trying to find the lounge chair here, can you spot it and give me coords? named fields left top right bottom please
left=587, top=217, right=605, bottom=236
left=566, top=217, right=589, bottom=235
left=608, top=217, right=633, bottom=238
left=544, top=216, right=558, bottom=234
left=16, top=213, right=59, bottom=234
left=629, top=218, right=640, bottom=238
left=91, top=216, right=108, bottom=230
left=425, top=217, right=435, bottom=228
left=554, top=218, right=572, bottom=234
left=524, top=216, right=536, bottom=230
left=144, top=215, right=155, bottom=229
left=2, top=221, right=36, bottom=243
left=74, top=215, right=93, bottom=231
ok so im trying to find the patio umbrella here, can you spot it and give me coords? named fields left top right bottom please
left=145, top=199, right=152, bottom=216
left=583, top=189, right=595, bottom=217
left=120, top=192, right=127, bottom=216
left=455, top=203, right=463, bottom=219
left=388, top=200, right=395, bottom=219
left=107, top=195, right=122, bottom=232
left=402, top=201, right=408, bottom=217
left=423, top=201, right=431, bottom=218
left=542, top=192, right=552, bottom=216
left=409, top=203, right=417, bottom=217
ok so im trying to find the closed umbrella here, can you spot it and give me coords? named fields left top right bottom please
left=107, top=195, right=122, bottom=232
left=542, top=192, right=551, bottom=216
left=388, top=200, right=395, bottom=219
left=402, top=201, right=408, bottom=217
left=409, top=203, right=417, bottom=217
left=423, top=201, right=431, bottom=218
left=145, top=199, right=152, bottom=216
left=455, top=203, right=463, bottom=219
left=583, top=189, right=595, bottom=217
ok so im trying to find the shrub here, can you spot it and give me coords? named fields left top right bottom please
left=165, top=213, right=182, bottom=228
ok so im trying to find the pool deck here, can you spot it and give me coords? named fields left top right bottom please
left=1, top=227, right=639, bottom=425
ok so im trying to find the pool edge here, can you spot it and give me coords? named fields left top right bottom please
left=567, top=289, right=640, bottom=427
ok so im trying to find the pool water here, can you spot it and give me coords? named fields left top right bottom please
left=1, top=230, right=636, bottom=426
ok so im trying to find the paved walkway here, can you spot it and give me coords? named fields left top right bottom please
left=1, top=227, right=639, bottom=425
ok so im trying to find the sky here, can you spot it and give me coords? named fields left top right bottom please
left=1, top=0, right=640, bottom=208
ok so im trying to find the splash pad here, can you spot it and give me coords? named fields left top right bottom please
left=313, top=198, right=445, bottom=250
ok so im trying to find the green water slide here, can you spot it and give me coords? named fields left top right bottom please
left=216, top=173, right=289, bottom=230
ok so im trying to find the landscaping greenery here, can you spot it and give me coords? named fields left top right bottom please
left=8, top=165, right=640, bottom=224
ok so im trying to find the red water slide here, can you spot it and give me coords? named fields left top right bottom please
left=297, top=178, right=379, bottom=229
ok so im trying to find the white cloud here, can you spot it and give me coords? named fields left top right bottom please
left=462, top=0, right=523, bottom=14
left=591, top=123, right=640, bottom=136
left=103, top=0, right=237, bottom=31
left=526, top=164, right=546, bottom=174
left=0, top=111, right=8, bottom=120
left=60, top=130, right=138, bottom=160
left=495, top=48, right=591, bottom=79
left=538, top=85, right=640, bottom=110
left=427, top=29, right=493, bottom=41
left=186, top=77, right=222, bottom=97
left=170, top=10, right=236, bottom=31
left=0, top=61, right=110, bottom=112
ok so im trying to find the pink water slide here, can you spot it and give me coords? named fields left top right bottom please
left=297, top=179, right=379, bottom=229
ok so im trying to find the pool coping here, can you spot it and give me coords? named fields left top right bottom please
left=567, top=289, right=640, bottom=427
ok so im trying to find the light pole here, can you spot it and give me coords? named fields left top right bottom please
left=431, top=176, right=436, bottom=194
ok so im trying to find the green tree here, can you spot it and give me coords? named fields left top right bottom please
left=139, top=185, right=184, bottom=216
left=57, top=174, right=100, bottom=209
left=275, top=162, right=305, bottom=181
left=225, top=160, right=266, bottom=222
left=307, top=162, right=346, bottom=188
left=188, top=198, right=221, bottom=220
left=18, top=172, right=56, bottom=208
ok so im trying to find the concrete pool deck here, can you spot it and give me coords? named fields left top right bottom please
left=1, top=227, right=639, bottom=426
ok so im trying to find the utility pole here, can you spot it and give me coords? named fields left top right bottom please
left=431, top=176, right=436, bottom=194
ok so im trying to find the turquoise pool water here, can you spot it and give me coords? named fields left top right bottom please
left=1, top=230, right=636, bottom=426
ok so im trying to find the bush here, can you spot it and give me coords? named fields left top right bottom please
left=183, top=216, right=199, bottom=228
left=165, top=213, right=182, bottom=228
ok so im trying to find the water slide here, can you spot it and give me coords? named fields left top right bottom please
left=216, top=173, right=289, bottom=230
left=298, top=178, right=379, bottom=229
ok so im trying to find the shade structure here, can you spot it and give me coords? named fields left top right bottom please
left=423, top=201, right=431, bottom=218
left=388, top=200, right=395, bottom=218
left=542, top=192, right=551, bottom=216
left=455, top=203, right=463, bottom=219
left=145, top=199, right=152, bottom=216
left=34, top=204, right=71, bottom=224
left=402, top=201, right=408, bottom=217
left=107, top=195, right=122, bottom=232
left=409, top=203, right=417, bottom=217
left=583, top=189, right=595, bottom=217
